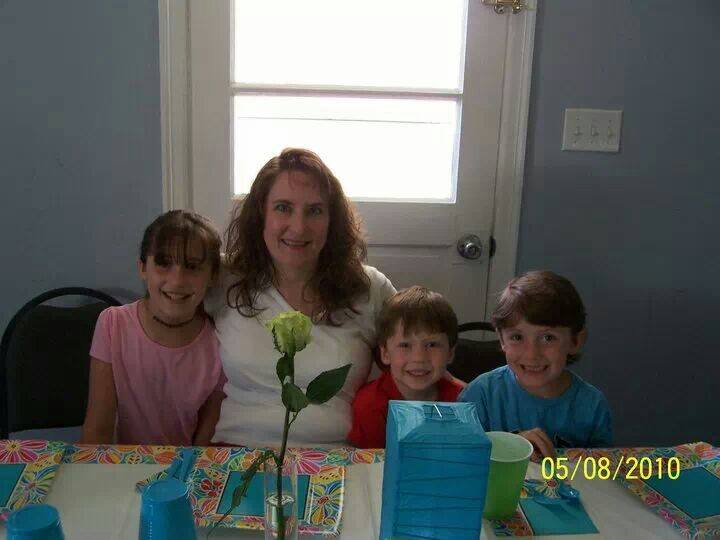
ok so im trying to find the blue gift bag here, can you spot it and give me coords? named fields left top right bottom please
left=380, top=401, right=491, bottom=540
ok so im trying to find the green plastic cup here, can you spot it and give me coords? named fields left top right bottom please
left=483, top=431, right=533, bottom=520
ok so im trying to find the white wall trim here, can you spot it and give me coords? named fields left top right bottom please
left=485, top=2, right=537, bottom=318
left=158, top=0, right=191, bottom=211
left=188, top=0, right=233, bottom=230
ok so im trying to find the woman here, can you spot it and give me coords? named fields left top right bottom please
left=210, top=148, right=396, bottom=447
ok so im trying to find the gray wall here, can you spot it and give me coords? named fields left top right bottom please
left=0, top=0, right=161, bottom=334
left=519, top=0, right=720, bottom=446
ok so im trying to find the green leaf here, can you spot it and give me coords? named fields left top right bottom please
left=282, top=381, right=310, bottom=412
left=276, top=354, right=292, bottom=383
left=306, top=363, right=352, bottom=404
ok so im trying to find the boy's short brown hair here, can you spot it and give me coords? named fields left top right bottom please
left=376, top=286, right=458, bottom=348
left=491, top=270, right=586, bottom=363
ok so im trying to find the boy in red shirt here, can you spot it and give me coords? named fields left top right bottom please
left=348, top=286, right=463, bottom=448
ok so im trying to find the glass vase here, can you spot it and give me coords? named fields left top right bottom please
left=263, top=457, right=298, bottom=540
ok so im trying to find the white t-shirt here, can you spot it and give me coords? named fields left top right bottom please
left=209, top=265, right=396, bottom=448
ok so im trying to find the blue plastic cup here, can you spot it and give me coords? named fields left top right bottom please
left=139, top=478, right=196, bottom=540
left=6, top=504, right=65, bottom=540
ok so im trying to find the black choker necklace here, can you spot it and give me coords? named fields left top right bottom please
left=152, top=314, right=196, bottom=329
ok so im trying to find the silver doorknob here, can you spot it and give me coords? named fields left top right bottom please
left=457, top=234, right=483, bottom=260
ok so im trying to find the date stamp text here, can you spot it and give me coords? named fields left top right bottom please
left=541, top=456, right=681, bottom=481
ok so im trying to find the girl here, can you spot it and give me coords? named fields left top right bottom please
left=81, top=210, right=226, bottom=445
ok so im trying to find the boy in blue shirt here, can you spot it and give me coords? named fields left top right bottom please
left=460, top=270, right=612, bottom=459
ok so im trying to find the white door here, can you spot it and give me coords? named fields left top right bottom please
left=174, top=0, right=537, bottom=324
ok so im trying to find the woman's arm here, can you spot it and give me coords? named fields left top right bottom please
left=193, top=390, right=226, bottom=446
left=80, top=357, right=117, bottom=444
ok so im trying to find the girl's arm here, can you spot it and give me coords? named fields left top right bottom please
left=80, top=357, right=117, bottom=444
left=193, top=390, right=225, bottom=446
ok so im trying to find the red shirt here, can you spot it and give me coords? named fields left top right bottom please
left=347, top=371, right=464, bottom=449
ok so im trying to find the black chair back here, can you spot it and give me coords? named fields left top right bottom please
left=447, top=321, right=506, bottom=384
left=0, top=287, right=121, bottom=439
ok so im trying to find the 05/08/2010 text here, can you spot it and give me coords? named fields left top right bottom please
left=541, top=456, right=681, bottom=481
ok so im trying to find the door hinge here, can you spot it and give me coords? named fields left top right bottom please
left=490, top=236, right=497, bottom=258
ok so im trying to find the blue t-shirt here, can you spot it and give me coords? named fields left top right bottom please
left=459, top=365, right=612, bottom=448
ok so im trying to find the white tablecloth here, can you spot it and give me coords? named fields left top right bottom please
left=0, top=461, right=681, bottom=539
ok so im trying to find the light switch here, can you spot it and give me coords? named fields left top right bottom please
left=562, top=108, right=622, bottom=152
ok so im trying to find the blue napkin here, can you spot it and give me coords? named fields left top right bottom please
left=519, top=498, right=598, bottom=535
left=0, top=464, right=26, bottom=507
left=216, top=471, right=311, bottom=518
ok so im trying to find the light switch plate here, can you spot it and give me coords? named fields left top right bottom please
left=562, top=108, right=623, bottom=152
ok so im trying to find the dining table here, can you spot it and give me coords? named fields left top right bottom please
left=0, top=440, right=713, bottom=539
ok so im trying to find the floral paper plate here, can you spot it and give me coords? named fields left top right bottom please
left=189, top=447, right=346, bottom=536
left=0, top=440, right=66, bottom=521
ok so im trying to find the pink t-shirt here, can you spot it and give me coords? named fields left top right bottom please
left=91, top=301, right=226, bottom=445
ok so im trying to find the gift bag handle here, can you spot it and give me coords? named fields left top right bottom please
left=422, top=404, right=458, bottom=420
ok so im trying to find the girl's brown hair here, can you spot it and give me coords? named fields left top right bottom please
left=225, top=148, right=369, bottom=323
left=491, top=270, right=586, bottom=363
left=140, top=210, right=221, bottom=276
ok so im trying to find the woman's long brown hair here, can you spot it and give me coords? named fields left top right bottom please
left=224, top=148, right=370, bottom=324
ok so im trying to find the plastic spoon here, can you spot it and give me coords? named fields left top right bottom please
left=557, top=479, right=581, bottom=501
left=524, top=482, right=564, bottom=506
left=525, top=479, right=580, bottom=505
